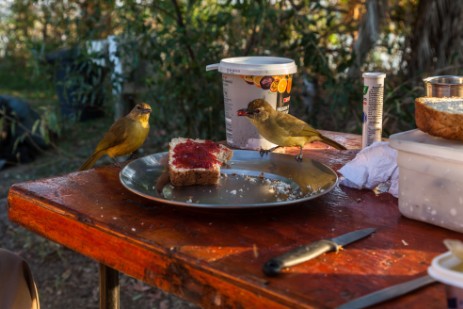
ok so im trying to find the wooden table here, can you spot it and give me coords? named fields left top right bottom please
left=7, top=132, right=459, bottom=308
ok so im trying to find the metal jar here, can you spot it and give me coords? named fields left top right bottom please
left=423, top=75, right=463, bottom=97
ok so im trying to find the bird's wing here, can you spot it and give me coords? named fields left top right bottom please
left=274, top=113, right=321, bottom=137
left=94, top=118, right=132, bottom=152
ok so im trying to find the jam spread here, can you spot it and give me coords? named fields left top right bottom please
left=173, top=139, right=221, bottom=169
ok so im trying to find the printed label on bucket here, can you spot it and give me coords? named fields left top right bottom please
left=240, top=75, right=292, bottom=113
left=223, top=74, right=293, bottom=150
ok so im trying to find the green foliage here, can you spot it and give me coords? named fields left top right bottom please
left=50, top=49, right=108, bottom=109
left=0, top=0, right=439, bottom=145
left=116, top=0, right=366, bottom=141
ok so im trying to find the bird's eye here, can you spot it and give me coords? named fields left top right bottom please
left=255, top=109, right=261, bottom=114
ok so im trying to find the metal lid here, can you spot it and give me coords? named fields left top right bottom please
left=423, top=75, right=463, bottom=85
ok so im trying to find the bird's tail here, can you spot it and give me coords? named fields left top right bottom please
left=320, top=135, right=347, bottom=150
left=79, top=151, right=105, bottom=171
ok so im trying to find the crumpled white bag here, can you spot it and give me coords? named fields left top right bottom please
left=338, top=141, right=399, bottom=197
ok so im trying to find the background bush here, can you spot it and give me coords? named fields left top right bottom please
left=1, top=0, right=462, bottom=145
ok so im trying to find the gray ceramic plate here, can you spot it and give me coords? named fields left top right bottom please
left=119, top=150, right=338, bottom=209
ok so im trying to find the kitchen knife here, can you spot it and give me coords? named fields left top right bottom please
left=336, top=274, right=436, bottom=309
left=263, top=227, right=376, bottom=276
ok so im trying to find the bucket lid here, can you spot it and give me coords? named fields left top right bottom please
left=428, top=251, right=463, bottom=289
left=206, top=56, right=297, bottom=76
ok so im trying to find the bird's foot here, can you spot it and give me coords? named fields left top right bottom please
left=112, top=161, right=124, bottom=168
left=293, top=146, right=304, bottom=162
left=259, top=149, right=272, bottom=157
left=259, top=148, right=275, bottom=157
left=111, top=158, right=129, bottom=169
left=259, top=146, right=281, bottom=157
left=127, top=152, right=141, bottom=161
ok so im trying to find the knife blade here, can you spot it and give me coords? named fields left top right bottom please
left=336, top=274, right=436, bottom=309
left=263, top=227, right=376, bottom=276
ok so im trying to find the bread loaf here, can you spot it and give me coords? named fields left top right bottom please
left=415, top=97, right=463, bottom=141
left=168, top=138, right=233, bottom=186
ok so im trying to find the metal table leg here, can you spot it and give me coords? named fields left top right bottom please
left=99, top=263, right=120, bottom=309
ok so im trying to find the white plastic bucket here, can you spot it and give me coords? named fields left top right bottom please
left=428, top=251, right=463, bottom=308
left=207, top=56, right=297, bottom=150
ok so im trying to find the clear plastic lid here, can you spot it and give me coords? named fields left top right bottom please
left=389, top=129, right=463, bottom=163
left=206, top=56, right=297, bottom=76
left=428, top=251, right=463, bottom=289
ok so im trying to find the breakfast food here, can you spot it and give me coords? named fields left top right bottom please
left=168, top=138, right=233, bottom=186
left=415, top=97, right=463, bottom=141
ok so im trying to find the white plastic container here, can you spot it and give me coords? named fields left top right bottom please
left=389, top=129, right=463, bottom=233
left=428, top=251, right=463, bottom=308
left=207, top=56, right=297, bottom=150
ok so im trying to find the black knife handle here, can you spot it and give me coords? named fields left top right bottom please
left=263, top=239, right=339, bottom=277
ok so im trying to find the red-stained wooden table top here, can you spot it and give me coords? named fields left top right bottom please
left=7, top=131, right=459, bottom=308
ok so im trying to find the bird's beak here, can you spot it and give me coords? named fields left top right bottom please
left=237, top=108, right=249, bottom=116
left=141, top=107, right=152, bottom=114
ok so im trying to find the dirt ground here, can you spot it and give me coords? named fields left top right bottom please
left=0, top=116, right=198, bottom=309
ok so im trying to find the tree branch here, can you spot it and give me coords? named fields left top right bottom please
left=170, top=0, right=197, bottom=64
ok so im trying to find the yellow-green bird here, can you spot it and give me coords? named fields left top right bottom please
left=79, top=103, right=152, bottom=170
left=237, top=99, right=346, bottom=161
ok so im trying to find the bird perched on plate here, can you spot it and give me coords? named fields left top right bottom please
left=237, top=99, right=346, bottom=161
left=79, top=103, right=152, bottom=170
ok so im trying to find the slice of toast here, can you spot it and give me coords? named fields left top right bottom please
left=415, top=97, right=463, bottom=141
left=168, top=138, right=233, bottom=186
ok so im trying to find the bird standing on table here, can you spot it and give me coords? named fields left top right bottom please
left=237, top=99, right=346, bottom=161
left=79, top=103, right=152, bottom=170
